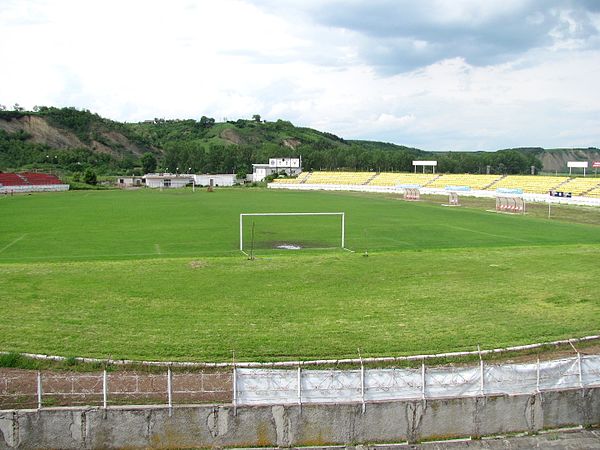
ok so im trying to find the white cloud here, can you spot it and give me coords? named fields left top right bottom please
left=0, top=0, right=599, bottom=150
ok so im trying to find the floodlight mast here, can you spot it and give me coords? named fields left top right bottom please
left=239, top=212, right=346, bottom=253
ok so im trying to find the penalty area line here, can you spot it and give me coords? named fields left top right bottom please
left=0, top=234, right=26, bottom=254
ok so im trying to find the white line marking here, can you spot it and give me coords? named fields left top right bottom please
left=0, top=234, right=26, bottom=254
left=0, top=249, right=243, bottom=261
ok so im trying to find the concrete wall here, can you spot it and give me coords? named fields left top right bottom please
left=0, top=185, right=69, bottom=194
left=1, top=387, right=599, bottom=449
left=193, top=174, right=236, bottom=187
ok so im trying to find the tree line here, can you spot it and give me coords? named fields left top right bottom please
left=0, top=106, right=542, bottom=176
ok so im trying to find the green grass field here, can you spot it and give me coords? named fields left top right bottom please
left=1, top=188, right=599, bottom=362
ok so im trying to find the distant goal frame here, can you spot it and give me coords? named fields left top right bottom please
left=239, top=212, right=346, bottom=253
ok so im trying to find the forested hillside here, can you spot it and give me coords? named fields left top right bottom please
left=1, top=106, right=596, bottom=177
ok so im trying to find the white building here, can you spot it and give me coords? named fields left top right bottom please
left=193, top=174, right=237, bottom=187
left=252, top=157, right=302, bottom=182
left=116, top=176, right=145, bottom=188
left=143, top=173, right=193, bottom=188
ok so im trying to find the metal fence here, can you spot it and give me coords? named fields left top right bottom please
left=235, top=355, right=600, bottom=408
left=2, top=336, right=600, bottom=411
left=2, top=356, right=599, bottom=410
left=0, top=369, right=231, bottom=410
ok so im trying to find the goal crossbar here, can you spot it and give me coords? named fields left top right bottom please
left=240, top=212, right=345, bottom=251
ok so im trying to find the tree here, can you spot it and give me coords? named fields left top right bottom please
left=141, top=152, right=157, bottom=173
left=252, top=114, right=261, bottom=123
left=199, top=116, right=215, bottom=128
left=82, top=168, right=97, bottom=185
left=13, top=103, right=24, bottom=112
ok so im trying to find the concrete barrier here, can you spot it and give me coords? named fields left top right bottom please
left=0, top=185, right=69, bottom=194
left=1, top=387, right=599, bottom=449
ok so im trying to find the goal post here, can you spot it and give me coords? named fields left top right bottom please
left=239, top=212, right=346, bottom=253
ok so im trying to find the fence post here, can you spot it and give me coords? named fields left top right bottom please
left=478, top=345, right=485, bottom=396
left=232, top=352, right=237, bottom=416
left=297, top=364, right=302, bottom=413
left=37, top=371, right=42, bottom=410
left=577, top=351, right=584, bottom=389
left=167, top=366, right=173, bottom=416
left=570, top=340, right=584, bottom=389
left=102, top=369, right=108, bottom=409
left=536, top=356, right=541, bottom=393
left=359, top=349, right=365, bottom=413
left=421, top=359, right=426, bottom=401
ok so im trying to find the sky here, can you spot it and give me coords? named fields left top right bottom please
left=1, top=0, right=599, bottom=151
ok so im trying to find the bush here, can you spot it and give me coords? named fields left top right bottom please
left=141, top=152, right=157, bottom=173
left=82, top=168, right=97, bottom=185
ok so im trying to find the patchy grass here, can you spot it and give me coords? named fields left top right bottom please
left=0, top=188, right=599, bottom=363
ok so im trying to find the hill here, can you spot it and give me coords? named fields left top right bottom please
left=0, top=108, right=428, bottom=176
left=502, top=147, right=600, bottom=173
left=0, top=107, right=159, bottom=175
left=0, top=106, right=597, bottom=176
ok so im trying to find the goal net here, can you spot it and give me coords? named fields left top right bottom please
left=239, top=212, right=346, bottom=254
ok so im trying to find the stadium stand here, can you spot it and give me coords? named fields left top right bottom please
left=271, top=172, right=312, bottom=184
left=368, top=172, right=439, bottom=186
left=585, top=185, right=600, bottom=198
left=558, top=177, right=600, bottom=196
left=490, top=175, right=568, bottom=194
left=308, top=171, right=374, bottom=185
left=270, top=171, right=600, bottom=199
left=271, top=177, right=299, bottom=184
left=427, top=174, right=502, bottom=190
left=0, top=172, right=65, bottom=193
left=0, top=172, right=63, bottom=186
left=0, top=173, right=26, bottom=186
left=299, top=172, right=313, bottom=183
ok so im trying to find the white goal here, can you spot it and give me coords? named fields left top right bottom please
left=239, top=212, right=346, bottom=254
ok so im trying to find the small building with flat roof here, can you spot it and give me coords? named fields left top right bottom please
left=143, top=173, right=193, bottom=188
left=252, top=157, right=302, bottom=182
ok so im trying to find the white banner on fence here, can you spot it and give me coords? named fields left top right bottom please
left=236, top=355, right=600, bottom=406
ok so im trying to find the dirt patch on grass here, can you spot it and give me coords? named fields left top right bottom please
left=189, top=260, right=208, bottom=269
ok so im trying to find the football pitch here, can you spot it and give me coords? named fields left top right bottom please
left=1, top=188, right=599, bottom=362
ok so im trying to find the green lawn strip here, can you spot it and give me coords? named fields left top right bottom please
left=1, top=244, right=598, bottom=362
left=1, top=189, right=599, bottom=262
